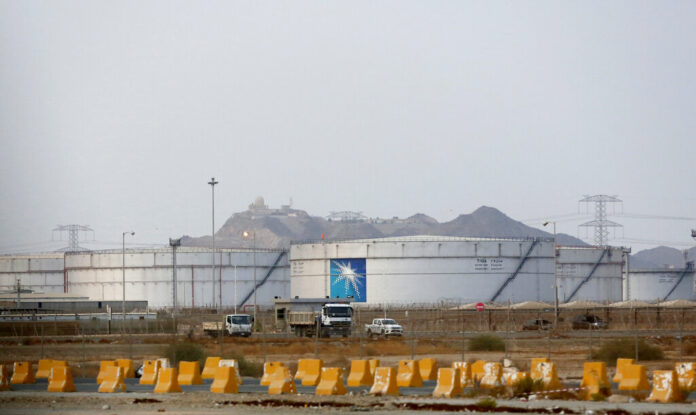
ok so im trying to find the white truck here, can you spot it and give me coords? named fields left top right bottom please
left=202, top=314, right=253, bottom=337
left=365, top=318, right=403, bottom=337
left=274, top=298, right=353, bottom=338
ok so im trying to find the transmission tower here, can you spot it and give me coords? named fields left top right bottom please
left=52, top=225, right=94, bottom=252
left=578, top=195, right=623, bottom=246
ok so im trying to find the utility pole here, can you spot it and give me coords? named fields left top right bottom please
left=169, top=238, right=182, bottom=312
left=208, top=177, right=218, bottom=309
left=543, top=221, right=558, bottom=326
left=122, top=231, right=135, bottom=321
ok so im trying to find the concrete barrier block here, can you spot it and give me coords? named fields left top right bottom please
left=139, top=360, right=161, bottom=385
left=260, top=362, right=285, bottom=386
left=210, top=366, right=238, bottom=394
left=201, top=357, right=221, bottom=379
left=347, top=360, right=373, bottom=387
left=178, top=361, right=203, bottom=385
left=268, top=366, right=297, bottom=395
left=648, top=370, right=683, bottom=403
left=154, top=368, right=182, bottom=393
left=369, top=367, right=399, bottom=396
left=97, top=361, right=117, bottom=384
left=452, top=361, right=474, bottom=388
left=316, top=367, right=347, bottom=395
left=98, top=366, right=126, bottom=393
left=10, top=362, right=34, bottom=384
left=396, top=360, right=423, bottom=387
left=47, top=366, right=76, bottom=393
left=433, top=368, right=462, bottom=398
left=612, top=358, right=634, bottom=384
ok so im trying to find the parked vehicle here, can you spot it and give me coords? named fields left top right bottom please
left=571, top=314, right=608, bottom=330
left=522, top=318, right=553, bottom=330
left=203, top=314, right=253, bottom=337
left=274, top=298, right=353, bottom=338
left=365, top=318, right=403, bottom=337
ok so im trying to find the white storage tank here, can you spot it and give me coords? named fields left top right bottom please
left=627, top=264, right=695, bottom=301
left=0, top=248, right=289, bottom=309
left=290, top=236, right=625, bottom=305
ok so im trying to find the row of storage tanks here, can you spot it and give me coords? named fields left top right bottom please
left=0, top=236, right=693, bottom=308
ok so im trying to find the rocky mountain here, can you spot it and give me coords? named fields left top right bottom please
left=181, top=199, right=587, bottom=249
left=630, top=246, right=696, bottom=269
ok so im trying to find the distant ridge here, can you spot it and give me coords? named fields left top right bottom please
left=181, top=199, right=587, bottom=249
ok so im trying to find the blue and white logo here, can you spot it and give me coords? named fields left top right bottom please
left=330, top=258, right=366, bottom=302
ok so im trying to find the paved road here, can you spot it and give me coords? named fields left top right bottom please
left=9, top=377, right=439, bottom=395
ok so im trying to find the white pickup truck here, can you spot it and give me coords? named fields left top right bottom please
left=365, top=318, right=403, bottom=337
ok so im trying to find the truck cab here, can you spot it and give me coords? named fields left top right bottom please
left=225, top=314, right=253, bottom=337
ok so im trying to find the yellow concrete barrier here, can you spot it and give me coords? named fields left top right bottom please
left=432, top=367, right=462, bottom=398
left=506, top=371, right=529, bottom=386
left=471, top=360, right=486, bottom=383
left=97, top=361, right=117, bottom=384
left=347, top=360, right=373, bottom=387
left=530, top=358, right=550, bottom=380
left=300, top=359, right=323, bottom=386
left=612, top=358, right=634, bottom=384
left=0, top=364, right=11, bottom=391
left=210, top=366, right=238, bottom=394
left=219, top=359, right=242, bottom=385
left=178, top=361, right=203, bottom=385
left=537, top=362, right=562, bottom=390
left=201, top=357, right=221, bottom=379
left=98, top=366, right=126, bottom=393
left=647, top=370, right=683, bottom=403
left=11, top=362, right=35, bottom=384
left=154, top=368, right=182, bottom=393
left=139, top=360, right=161, bottom=385
left=35, top=359, right=54, bottom=379
left=260, top=362, right=285, bottom=386
left=618, top=364, right=650, bottom=392
left=396, top=360, right=423, bottom=388
left=580, top=362, right=609, bottom=400
left=368, top=359, right=379, bottom=377
left=479, top=362, right=503, bottom=388
left=116, top=359, right=135, bottom=378
left=419, top=358, right=438, bottom=381
left=316, top=367, right=347, bottom=395
left=268, top=366, right=297, bottom=395
left=369, top=367, right=399, bottom=396
left=47, top=366, right=76, bottom=392
left=452, top=362, right=474, bottom=388
left=675, top=362, right=696, bottom=390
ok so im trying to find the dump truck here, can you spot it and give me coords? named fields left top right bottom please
left=274, top=297, right=353, bottom=338
left=202, top=314, right=253, bottom=337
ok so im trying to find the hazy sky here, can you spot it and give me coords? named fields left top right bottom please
left=1, top=1, right=695, bottom=253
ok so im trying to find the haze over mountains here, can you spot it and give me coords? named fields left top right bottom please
left=181, top=198, right=694, bottom=270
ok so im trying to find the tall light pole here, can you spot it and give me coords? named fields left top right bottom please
left=208, top=177, right=218, bottom=309
left=169, top=238, right=182, bottom=312
left=543, top=221, right=558, bottom=326
left=122, top=231, right=135, bottom=321
left=243, top=231, right=257, bottom=326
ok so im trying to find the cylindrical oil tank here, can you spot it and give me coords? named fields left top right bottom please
left=64, top=248, right=289, bottom=308
left=627, top=268, right=695, bottom=301
left=290, top=236, right=624, bottom=305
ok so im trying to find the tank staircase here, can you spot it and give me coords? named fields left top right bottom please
left=565, top=247, right=609, bottom=302
left=237, top=250, right=287, bottom=309
left=663, top=261, right=695, bottom=301
left=490, top=238, right=540, bottom=302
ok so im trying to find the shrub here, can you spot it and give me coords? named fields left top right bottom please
left=476, top=397, right=497, bottom=409
left=226, top=352, right=263, bottom=378
left=166, top=342, right=206, bottom=367
left=468, top=334, right=505, bottom=352
left=513, top=375, right=545, bottom=396
left=594, top=339, right=664, bottom=363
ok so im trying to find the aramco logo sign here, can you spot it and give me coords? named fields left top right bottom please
left=330, top=258, right=366, bottom=302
